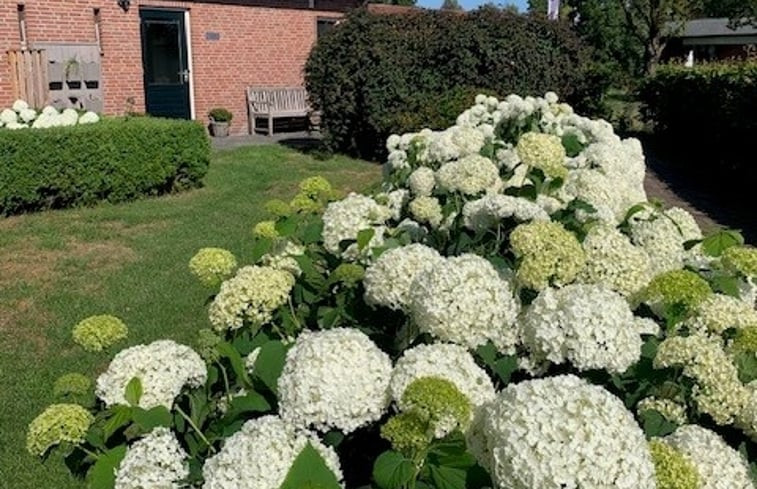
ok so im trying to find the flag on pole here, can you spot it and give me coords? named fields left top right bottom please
left=548, top=0, right=560, bottom=20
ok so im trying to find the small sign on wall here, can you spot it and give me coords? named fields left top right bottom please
left=205, top=32, right=220, bottom=41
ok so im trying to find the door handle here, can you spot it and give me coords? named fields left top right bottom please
left=179, top=69, right=190, bottom=83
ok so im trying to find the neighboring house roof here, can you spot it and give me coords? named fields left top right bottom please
left=667, top=18, right=757, bottom=46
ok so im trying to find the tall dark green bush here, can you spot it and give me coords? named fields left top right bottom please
left=0, top=117, right=210, bottom=215
left=306, top=7, right=593, bottom=159
left=639, top=62, right=757, bottom=185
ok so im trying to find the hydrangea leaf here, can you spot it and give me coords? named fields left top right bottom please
left=561, top=133, right=586, bottom=157
left=123, top=377, right=142, bottom=407
left=252, top=340, right=287, bottom=395
left=372, top=450, right=416, bottom=489
left=301, top=220, right=324, bottom=245
left=701, top=229, right=744, bottom=257
left=429, top=465, right=467, bottom=489
left=217, top=341, right=251, bottom=386
left=251, top=237, right=273, bottom=262
left=733, top=352, right=757, bottom=383
left=86, top=445, right=126, bottom=489
left=640, top=410, right=677, bottom=439
left=132, top=406, right=172, bottom=432
left=275, top=216, right=298, bottom=237
left=279, top=442, right=342, bottom=489
left=357, top=228, right=375, bottom=251
left=223, top=392, right=271, bottom=419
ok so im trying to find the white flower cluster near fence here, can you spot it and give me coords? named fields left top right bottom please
left=0, top=99, right=99, bottom=129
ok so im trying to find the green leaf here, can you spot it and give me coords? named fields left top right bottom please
left=710, top=275, right=741, bottom=297
left=279, top=442, right=342, bottom=489
left=640, top=410, right=677, bottom=438
left=132, top=406, right=172, bottom=431
left=251, top=237, right=273, bottom=262
left=86, top=445, right=127, bottom=489
left=562, top=133, right=585, bottom=157
left=357, top=228, right=375, bottom=251
left=275, top=216, right=298, bottom=237
left=475, top=342, right=497, bottom=366
left=734, top=352, right=757, bottom=384
left=302, top=220, right=324, bottom=244
left=252, top=340, right=287, bottom=395
left=701, top=229, right=744, bottom=257
left=372, top=450, right=416, bottom=489
left=224, top=391, right=271, bottom=418
left=217, top=341, right=251, bottom=386
left=493, top=355, right=518, bottom=385
left=124, top=377, right=142, bottom=407
left=102, top=406, right=132, bottom=442
left=429, top=465, right=467, bottom=489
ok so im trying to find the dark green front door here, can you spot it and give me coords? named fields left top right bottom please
left=140, top=9, right=191, bottom=119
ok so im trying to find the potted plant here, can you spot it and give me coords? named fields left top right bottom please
left=208, top=108, right=232, bottom=137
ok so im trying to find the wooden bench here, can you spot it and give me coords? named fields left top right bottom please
left=246, top=87, right=315, bottom=136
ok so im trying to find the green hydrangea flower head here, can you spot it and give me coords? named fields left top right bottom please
left=72, top=315, right=128, bottom=352
left=401, top=377, right=471, bottom=434
left=53, top=373, right=91, bottom=400
left=196, top=328, right=222, bottom=362
left=734, top=326, right=757, bottom=353
left=380, top=411, right=430, bottom=455
left=648, top=439, right=699, bottom=489
left=643, top=270, right=712, bottom=311
left=189, top=247, right=238, bottom=288
left=253, top=220, right=279, bottom=239
left=516, top=132, right=567, bottom=179
left=290, top=176, right=339, bottom=213
left=264, top=199, right=291, bottom=217
left=722, top=245, right=757, bottom=278
left=330, top=263, right=365, bottom=287
left=510, top=220, right=586, bottom=290
left=26, top=404, right=94, bottom=456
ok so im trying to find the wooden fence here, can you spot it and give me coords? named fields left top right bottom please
left=7, top=49, right=49, bottom=108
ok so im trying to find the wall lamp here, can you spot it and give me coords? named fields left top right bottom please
left=117, top=0, right=130, bottom=12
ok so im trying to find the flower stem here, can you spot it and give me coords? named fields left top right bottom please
left=175, top=406, right=215, bottom=453
left=79, top=445, right=100, bottom=460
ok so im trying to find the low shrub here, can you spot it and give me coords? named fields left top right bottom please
left=0, top=117, right=210, bottom=215
left=306, top=7, right=593, bottom=160
left=638, top=62, right=757, bottom=185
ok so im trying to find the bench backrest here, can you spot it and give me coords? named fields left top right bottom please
left=247, top=87, right=310, bottom=113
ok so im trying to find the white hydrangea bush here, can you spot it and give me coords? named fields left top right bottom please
left=0, top=99, right=100, bottom=130
left=28, top=92, right=757, bottom=489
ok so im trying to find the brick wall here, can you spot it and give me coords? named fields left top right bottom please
left=0, top=0, right=347, bottom=133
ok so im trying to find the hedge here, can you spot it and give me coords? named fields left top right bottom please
left=306, top=7, right=593, bottom=159
left=638, top=62, right=757, bottom=185
left=0, top=117, right=211, bottom=215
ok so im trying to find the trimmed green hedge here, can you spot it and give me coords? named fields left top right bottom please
left=639, top=62, right=757, bottom=184
left=0, top=117, right=210, bottom=215
left=306, top=7, right=593, bottom=160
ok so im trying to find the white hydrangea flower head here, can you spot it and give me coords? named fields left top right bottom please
left=407, top=167, right=436, bottom=197
left=382, top=189, right=409, bottom=220
left=636, top=397, right=688, bottom=425
left=408, top=196, right=443, bottom=228
left=390, top=343, right=495, bottom=412
left=409, top=254, right=520, bottom=352
left=1, top=109, right=18, bottom=124
left=202, top=416, right=343, bottom=489
left=260, top=241, right=305, bottom=277
left=5, top=121, right=28, bottom=130
left=664, top=207, right=702, bottom=242
left=689, top=293, right=757, bottom=335
left=521, top=284, right=657, bottom=373
left=278, top=328, right=392, bottom=433
left=579, top=225, right=653, bottom=297
left=436, top=154, right=501, bottom=195
left=41, top=105, right=58, bottom=116
left=96, top=340, right=207, bottom=409
left=737, top=381, right=757, bottom=441
left=494, top=147, right=521, bottom=170
left=79, top=111, right=100, bottom=124
left=630, top=211, right=687, bottom=275
left=462, top=194, right=549, bottom=232
left=18, top=108, right=37, bottom=123
left=12, top=99, right=29, bottom=112
left=115, top=428, right=188, bottom=489
left=663, top=425, right=754, bottom=489
left=60, top=108, right=79, bottom=126
left=469, top=375, right=655, bottom=489
left=561, top=169, right=625, bottom=224
left=208, top=265, right=295, bottom=332
left=363, top=244, right=444, bottom=310
left=322, top=193, right=391, bottom=260
left=427, top=125, right=486, bottom=163
left=655, top=334, right=748, bottom=425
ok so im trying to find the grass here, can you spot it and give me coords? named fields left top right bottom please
left=0, top=144, right=380, bottom=489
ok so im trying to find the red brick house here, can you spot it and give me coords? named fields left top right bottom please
left=0, top=0, right=358, bottom=133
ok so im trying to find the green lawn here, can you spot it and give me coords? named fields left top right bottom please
left=0, top=145, right=380, bottom=488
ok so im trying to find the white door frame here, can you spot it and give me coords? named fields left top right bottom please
left=184, top=10, right=196, bottom=120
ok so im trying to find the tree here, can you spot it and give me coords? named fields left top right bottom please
left=369, top=0, right=417, bottom=5
left=441, top=0, right=464, bottom=11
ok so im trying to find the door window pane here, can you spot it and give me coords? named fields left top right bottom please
left=144, top=21, right=180, bottom=84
